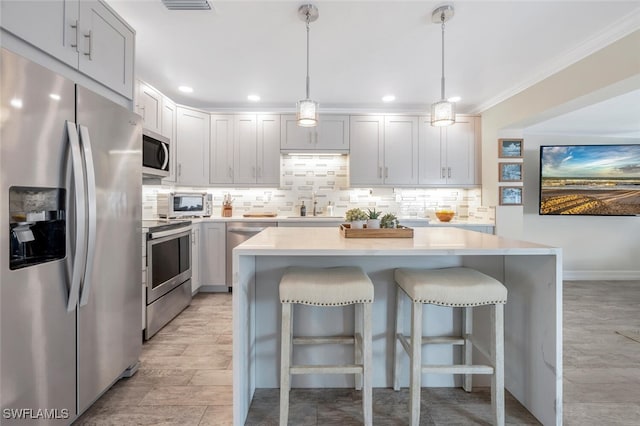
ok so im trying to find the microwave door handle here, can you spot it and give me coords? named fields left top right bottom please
left=160, top=142, right=169, bottom=171
left=79, top=125, right=97, bottom=307
left=66, top=121, right=87, bottom=312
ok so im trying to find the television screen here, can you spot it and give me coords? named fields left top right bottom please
left=539, top=144, right=640, bottom=216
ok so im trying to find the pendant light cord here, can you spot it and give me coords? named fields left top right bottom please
left=440, top=14, right=446, bottom=101
left=305, top=13, right=311, bottom=100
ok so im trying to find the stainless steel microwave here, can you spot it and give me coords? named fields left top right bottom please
left=142, top=129, right=170, bottom=178
left=157, top=192, right=213, bottom=218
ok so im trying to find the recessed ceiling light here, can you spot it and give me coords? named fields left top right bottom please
left=178, top=86, right=193, bottom=93
left=447, top=96, right=461, bottom=102
left=247, top=94, right=260, bottom=102
left=49, top=94, right=61, bottom=101
left=382, top=95, right=396, bottom=102
left=10, top=98, right=23, bottom=109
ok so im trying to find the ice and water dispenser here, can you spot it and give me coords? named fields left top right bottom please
left=9, top=187, right=66, bottom=270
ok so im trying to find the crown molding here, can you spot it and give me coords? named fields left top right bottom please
left=472, top=8, right=640, bottom=114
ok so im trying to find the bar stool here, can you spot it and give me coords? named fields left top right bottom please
left=392, top=267, right=508, bottom=426
left=279, top=266, right=374, bottom=426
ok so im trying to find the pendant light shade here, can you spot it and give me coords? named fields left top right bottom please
left=430, top=5, right=456, bottom=127
left=296, top=4, right=319, bottom=127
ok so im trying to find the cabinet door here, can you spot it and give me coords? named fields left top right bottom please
left=349, top=116, right=384, bottom=186
left=209, top=115, right=235, bottom=184
left=161, top=97, right=177, bottom=183
left=191, top=227, right=200, bottom=293
left=257, top=115, right=281, bottom=185
left=443, top=118, right=476, bottom=185
left=384, top=116, right=418, bottom=185
left=280, top=114, right=312, bottom=151
left=234, top=115, right=258, bottom=184
left=0, top=0, right=79, bottom=68
left=176, top=107, right=210, bottom=186
left=418, top=117, right=446, bottom=185
left=137, top=81, right=162, bottom=134
left=78, top=0, right=134, bottom=99
left=316, top=115, right=349, bottom=151
left=200, top=223, right=226, bottom=286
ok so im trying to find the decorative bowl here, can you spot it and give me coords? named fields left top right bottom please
left=435, top=210, right=455, bottom=222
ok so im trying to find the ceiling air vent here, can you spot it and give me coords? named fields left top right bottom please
left=161, top=0, right=212, bottom=11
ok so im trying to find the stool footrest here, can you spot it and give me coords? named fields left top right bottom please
left=421, top=365, right=494, bottom=375
left=396, top=334, right=466, bottom=354
left=293, top=336, right=356, bottom=345
left=290, top=364, right=363, bottom=375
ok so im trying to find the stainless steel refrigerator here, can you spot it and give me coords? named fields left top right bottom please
left=0, top=48, right=142, bottom=424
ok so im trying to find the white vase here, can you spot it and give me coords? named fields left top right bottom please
left=350, top=220, right=365, bottom=229
left=366, top=219, right=380, bottom=229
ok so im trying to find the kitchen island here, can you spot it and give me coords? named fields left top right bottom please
left=232, top=227, right=562, bottom=425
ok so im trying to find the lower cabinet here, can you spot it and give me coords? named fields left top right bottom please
left=191, top=226, right=200, bottom=293
left=199, top=222, right=226, bottom=287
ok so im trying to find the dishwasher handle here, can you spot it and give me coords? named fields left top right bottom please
left=228, top=227, right=267, bottom=233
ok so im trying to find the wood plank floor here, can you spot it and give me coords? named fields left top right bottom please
left=74, top=280, right=640, bottom=425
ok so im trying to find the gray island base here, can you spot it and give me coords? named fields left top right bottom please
left=232, top=227, right=562, bottom=425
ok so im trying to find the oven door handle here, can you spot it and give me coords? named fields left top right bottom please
left=148, top=227, right=191, bottom=240
left=227, top=227, right=267, bottom=233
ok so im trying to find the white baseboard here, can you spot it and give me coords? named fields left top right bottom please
left=563, top=270, right=640, bottom=281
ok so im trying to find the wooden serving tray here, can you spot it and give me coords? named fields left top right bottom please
left=242, top=212, right=277, bottom=217
left=339, top=223, right=414, bottom=238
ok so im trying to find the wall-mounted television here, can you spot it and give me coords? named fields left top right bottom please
left=539, top=144, right=640, bottom=216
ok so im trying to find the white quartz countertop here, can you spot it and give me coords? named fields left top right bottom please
left=234, top=227, right=557, bottom=256
left=188, top=216, right=494, bottom=226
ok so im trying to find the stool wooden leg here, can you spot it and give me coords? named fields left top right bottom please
left=409, top=301, right=422, bottom=426
left=280, top=303, right=292, bottom=426
left=463, top=306, right=473, bottom=392
left=491, top=303, right=505, bottom=426
left=362, top=303, right=373, bottom=426
left=393, top=285, right=404, bottom=391
left=354, top=303, right=363, bottom=391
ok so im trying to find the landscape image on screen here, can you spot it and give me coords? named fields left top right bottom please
left=540, top=144, right=640, bottom=215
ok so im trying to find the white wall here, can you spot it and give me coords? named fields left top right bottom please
left=481, top=30, right=640, bottom=279
left=520, top=134, right=640, bottom=279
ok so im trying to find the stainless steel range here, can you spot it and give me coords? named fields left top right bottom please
left=143, top=220, right=192, bottom=340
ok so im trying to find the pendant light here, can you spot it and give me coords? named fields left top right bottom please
left=296, top=4, right=319, bottom=127
left=430, top=5, right=456, bottom=127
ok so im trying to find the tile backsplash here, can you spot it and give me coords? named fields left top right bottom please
left=143, top=154, right=494, bottom=222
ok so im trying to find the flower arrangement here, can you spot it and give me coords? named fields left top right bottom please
left=345, top=208, right=368, bottom=222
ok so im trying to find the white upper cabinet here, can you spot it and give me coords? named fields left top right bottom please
left=176, top=106, right=210, bottom=186
left=383, top=116, right=419, bottom=185
left=1, top=0, right=79, bottom=68
left=161, top=97, right=177, bottom=183
left=418, top=116, right=479, bottom=186
left=1, top=0, right=135, bottom=99
left=255, top=115, right=281, bottom=185
left=135, top=80, right=162, bottom=134
left=210, top=114, right=280, bottom=186
left=280, top=115, right=349, bottom=152
left=349, top=115, right=418, bottom=186
left=77, top=1, right=134, bottom=99
left=349, top=116, right=384, bottom=185
left=209, top=115, right=235, bottom=185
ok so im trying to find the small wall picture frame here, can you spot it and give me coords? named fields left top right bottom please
left=498, top=138, right=524, bottom=158
left=499, top=186, right=523, bottom=205
left=498, top=162, right=523, bottom=182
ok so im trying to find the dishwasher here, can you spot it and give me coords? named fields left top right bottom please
left=226, top=221, right=276, bottom=288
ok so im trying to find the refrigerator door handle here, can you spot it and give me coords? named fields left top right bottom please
left=79, top=125, right=98, bottom=307
left=66, top=121, right=87, bottom=312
